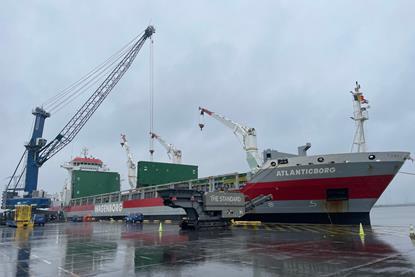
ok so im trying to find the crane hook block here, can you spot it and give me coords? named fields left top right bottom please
left=198, top=123, right=205, bottom=131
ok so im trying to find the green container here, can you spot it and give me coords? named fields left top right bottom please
left=72, top=170, right=120, bottom=199
left=137, top=161, right=198, bottom=187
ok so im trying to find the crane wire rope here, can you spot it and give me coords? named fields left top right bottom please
left=43, top=48, right=124, bottom=111
left=42, top=31, right=145, bottom=112
left=5, top=150, right=27, bottom=191
left=42, top=31, right=143, bottom=109
left=7, top=116, right=36, bottom=191
left=49, top=51, right=127, bottom=114
left=12, top=165, right=26, bottom=192
left=149, top=37, right=155, bottom=161
left=47, top=45, right=132, bottom=113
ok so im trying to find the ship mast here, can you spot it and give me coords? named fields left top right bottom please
left=350, top=82, right=369, bottom=152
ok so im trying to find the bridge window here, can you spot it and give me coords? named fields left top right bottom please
left=278, top=159, right=288, bottom=165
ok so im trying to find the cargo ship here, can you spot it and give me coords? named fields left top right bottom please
left=54, top=150, right=409, bottom=225
left=53, top=84, right=411, bottom=224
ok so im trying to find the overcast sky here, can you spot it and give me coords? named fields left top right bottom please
left=1, top=1, right=414, bottom=205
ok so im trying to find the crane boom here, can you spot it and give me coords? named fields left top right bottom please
left=3, top=26, right=154, bottom=208
left=38, top=26, right=155, bottom=165
left=120, top=134, right=137, bottom=189
left=150, top=132, right=182, bottom=164
left=199, top=107, right=262, bottom=172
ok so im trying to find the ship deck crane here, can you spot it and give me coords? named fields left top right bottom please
left=198, top=107, right=262, bottom=173
left=120, top=134, right=137, bottom=189
left=2, top=26, right=155, bottom=209
left=150, top=132, right=182, bottom=164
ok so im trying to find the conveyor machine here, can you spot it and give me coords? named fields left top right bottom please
left=159, top=189, right=272, bottom=229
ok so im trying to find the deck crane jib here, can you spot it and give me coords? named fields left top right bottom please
left=198, top=107, right=262, bottom=173
left=120, top=134, right=137, bottom=189
left=2, top=25, right=155, bottom=209
left=150, top=132, right=182, bottom=164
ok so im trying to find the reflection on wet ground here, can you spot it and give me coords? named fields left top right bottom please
left=1, top=222, right=415, bottom=276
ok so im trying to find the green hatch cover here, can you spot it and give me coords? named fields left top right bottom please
left=72, top=170, right=120, bottom=199
left=137, top=161, right=198, bottom=187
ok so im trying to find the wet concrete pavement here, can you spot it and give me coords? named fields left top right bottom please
left=1, top=222, right=415, bottom=276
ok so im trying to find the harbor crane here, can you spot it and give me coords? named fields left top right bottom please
left=120, top=134, right=137, bottom=189
left=150, top=132, right=182, bottom=164
left=198, top=107, right=262, bottom=172
left=2, top=26, right=155, bottom=209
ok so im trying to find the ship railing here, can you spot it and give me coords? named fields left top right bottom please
left=68, top=172, right=250, bottom=207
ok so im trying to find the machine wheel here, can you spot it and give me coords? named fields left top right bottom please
left=194, top=224, right=200, bottom=231
left=179, top=220, right=189, bottom=230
